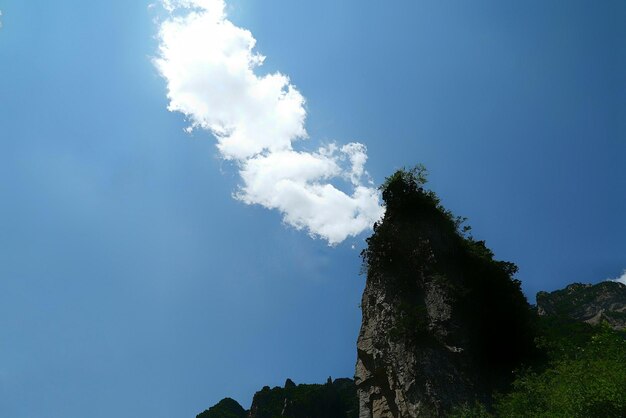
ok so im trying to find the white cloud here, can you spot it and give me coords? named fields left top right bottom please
left=609, top=270, right=626, bottom=286
left=154, top=0, right=306, bottom=161
left=154, top=0, right=384, bottom=244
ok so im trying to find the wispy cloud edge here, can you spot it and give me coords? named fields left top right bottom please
left=609, top=270, right=626, bottom=286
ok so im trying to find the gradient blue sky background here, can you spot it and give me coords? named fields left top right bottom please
left=1, top=1, right=624, bottom=417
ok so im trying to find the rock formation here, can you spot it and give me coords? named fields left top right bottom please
left=355, top=168, right=537, bottom=417
left=537, top=281, right=626, bottom=330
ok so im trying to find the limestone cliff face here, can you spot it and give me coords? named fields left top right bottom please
left=355, top=169, right=536, bottom=418
left=537, top=281, right=626, bottom=330
left=355, top=270, right=476, bottom=418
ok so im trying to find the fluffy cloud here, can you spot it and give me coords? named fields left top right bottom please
left=609, top=270, right=626, bottom=286
left=154, top=0, right=384, bottom=244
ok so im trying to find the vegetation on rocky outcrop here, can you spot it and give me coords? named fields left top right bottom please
left=362, top=166, right=536, bottom=366
left=452, top=281, right=626, bottom=417
left=197, top=397, right=247, bottom=418
left=356, top=166, right=538, bottom=417
left=452, top=320, right=626, bottom=417
left=537, top=281, right=626, bottom=330
left=197, top=378, right=357, bottom=418
left=249, top=377, right=357, bottom=418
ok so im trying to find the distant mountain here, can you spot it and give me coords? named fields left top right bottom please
left=197, top=397, right=246, bottom=418
left=537, top=281, right=626, bottom=330
left=197, top=378, right=357, bottom=418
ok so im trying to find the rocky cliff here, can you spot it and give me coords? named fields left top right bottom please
left=355, top=168, right=537, bottom=418
left=537, top=281, right=626, bottom=330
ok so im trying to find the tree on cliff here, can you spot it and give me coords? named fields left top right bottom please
left=363, top=166, right=537, bottom=376
left=196, top=397, right=247, bottom=418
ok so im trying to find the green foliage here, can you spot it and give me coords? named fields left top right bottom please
left=196, top=397, right=247, bottom=418
left=495, top=325, right=626, bottom=418
left=534, top=314, right=597, bottom=361
left=380, top=164, right=429, bottom=196
left=251, top=385, right=286, bottom=418
left=249, top=378, right=357, bottom=418
left=362, top=165, right=518, bottom=278
left=449, top=401, right=493, bottom=418
left=451, top=323, right=626, bottom=418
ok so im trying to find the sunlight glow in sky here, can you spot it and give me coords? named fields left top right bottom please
left=154, top=0, right=384, bottom=245
left=610, top=270, right=626, bottom=286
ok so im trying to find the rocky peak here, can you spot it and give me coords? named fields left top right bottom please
left=355, top=168, right=537, bottom=417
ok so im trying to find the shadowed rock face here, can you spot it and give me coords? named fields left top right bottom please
left=537, top=281, right=626, bottom=330
left=355, top=271, right=477, bottom=418
left=355, top=257, right=482, bottom=417
left=355, top=169, right=536, bottom=418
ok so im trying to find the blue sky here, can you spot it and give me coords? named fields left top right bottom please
left=0, top=1, right=624, bottom=417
